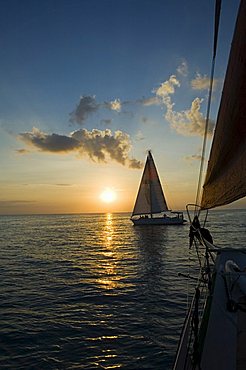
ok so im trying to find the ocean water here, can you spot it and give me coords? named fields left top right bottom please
left=0, top=209, right=245, bottom=369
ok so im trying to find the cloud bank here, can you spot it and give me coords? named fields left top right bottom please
left=18, top=127, right=142, bottom=169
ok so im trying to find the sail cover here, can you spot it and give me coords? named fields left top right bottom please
left=132, top=151, right=168, bottom=216
left=201, top=0, right=246, bottom=209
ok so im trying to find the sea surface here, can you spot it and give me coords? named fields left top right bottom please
left=0, top=209, right=245, bottom=369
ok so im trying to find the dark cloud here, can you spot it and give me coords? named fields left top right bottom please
left=69, top=96, right=124, bottom=126
left=69, top=96, right=99, bottom=125
left=128, top=158, right=143, bottom=169
left=18, top=127, right=143, bottom=169
left=68, top=95, right=158, bottom=127
left=19, top=128, right=80, bottom=152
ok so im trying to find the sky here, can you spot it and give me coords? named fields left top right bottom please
left=0, top=0, right=245, bottom=214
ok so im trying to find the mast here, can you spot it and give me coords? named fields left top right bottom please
left=148, top=151, right=153, bottom=218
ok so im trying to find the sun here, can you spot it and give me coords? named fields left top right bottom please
left=100, top=188, right=117, bottom=203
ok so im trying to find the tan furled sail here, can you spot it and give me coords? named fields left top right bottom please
left=201, top=0, right=246, bottom=209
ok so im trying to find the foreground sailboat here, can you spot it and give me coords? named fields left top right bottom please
left=131, top=151, right=185, bottom=225
left=174, top=0, right=246, bottom=369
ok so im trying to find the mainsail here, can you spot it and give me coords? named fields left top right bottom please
left=131, top=151, right=168, bottom=216
left=201, top=0, right=246, bottom=209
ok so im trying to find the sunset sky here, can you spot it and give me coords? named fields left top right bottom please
left=0, top=0, right=244, bottom=214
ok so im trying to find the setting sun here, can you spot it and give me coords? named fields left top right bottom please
left=100, top=188, right=117, bottom=203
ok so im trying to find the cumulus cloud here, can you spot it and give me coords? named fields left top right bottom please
left=107, top=98, right=122, bottom=112
left=177, top=61, right=188, bottom=76
left=69, top=96, right=99, bottom=124
left=19, top=127, right=80, bottom=152
left=154, top=75, right=180, bottom=97
left=18, top=127, right=142, bottom=169
left=71, top=128, right=142, bottom=167
left=165, top=97, right=214, bottom=137
left=191, top=73, right=218, bottom=90
left=153, top=74, right=214, bottom=137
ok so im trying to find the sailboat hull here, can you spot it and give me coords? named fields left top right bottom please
left=174, top=248, right=246, bottom=370
left=131, top=216, right=185, bottom=225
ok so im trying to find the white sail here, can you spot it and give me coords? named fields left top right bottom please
left=132, top=151, right=168, bottom=216
left=201, top=0, right=246, bottom=209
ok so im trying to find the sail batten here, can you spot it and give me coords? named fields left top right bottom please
left=131, top=151, right=168, bottom=216
left=201, top=0, right=246, bottom=209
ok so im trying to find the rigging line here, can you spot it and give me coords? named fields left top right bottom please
left=195, top=0, right=222, bottom=210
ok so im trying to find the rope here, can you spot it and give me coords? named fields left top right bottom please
left=195, top=0, right=222, bottom=210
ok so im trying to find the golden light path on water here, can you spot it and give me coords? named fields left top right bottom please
left=97, top=213, right=121, bottom=290
left=86, top=213, right=126, bottom=368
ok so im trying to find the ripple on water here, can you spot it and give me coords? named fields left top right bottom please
left=0, top=210, right=245, bottom=369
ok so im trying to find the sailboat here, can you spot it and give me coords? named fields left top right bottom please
left=173, top=0, right=246, bottom=369
left=131, top=151, right=185, bottom=225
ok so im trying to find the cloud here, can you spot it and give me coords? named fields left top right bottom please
left=184, top=154, right=202, bottom=162
left=165, top=97, right=214, bottom=137
left=16, top=148, right=30, bottom=154
left=71, top=128, right=142, bottom=168
left=135, top=130, right=145, bottom=141
left=0, top=200, right=36, bottom=206
left=107, top=98, right=122, bottom=112
left=191, top=73, right=218, bottom=90
left=140, top=96, right=161, bottom=106
left=154, top=75, right=180, bottom=97
left=152, top=74, right=214, bottom=137
left=128, top=158, right=143, bottom=169
left=177, top=61, right=188, bottom=76
left=19, top=127, right=80, bottom=152
left=18, top=127, right=143, bottom=169
left=69, top=95, right=99, bottom=124
left=69, top=96, right=124, bottom=126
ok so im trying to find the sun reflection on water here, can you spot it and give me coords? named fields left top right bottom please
left=96, top=213, right=122, bottom=290
left=103, top=213, right=114, bottom=255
